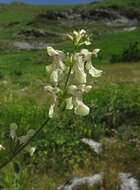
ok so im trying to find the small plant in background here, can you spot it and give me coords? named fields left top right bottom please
left=110, top=41, right=140, bottom=63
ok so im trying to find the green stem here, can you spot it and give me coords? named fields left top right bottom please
left=0, top=117, right=50, bottom=171
left=64, top=65, right=72, bottom=91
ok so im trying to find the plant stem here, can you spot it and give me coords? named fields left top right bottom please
left=64, top=65, right=72, bottom=91
left=0, top=117, right=50, bottom=171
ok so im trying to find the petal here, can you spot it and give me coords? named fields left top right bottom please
left=84, top=41, right=91, bottom=46
left=66, top=97, right=73, bottom=110
left=58, top=60, right=66, bottom=71
left=44, top=85, right=54, bottom=93
left=80, top=49, right=92, bottom=61
left=74, top=68, right=87, bottom=84
left=92, top=49, right=100, bottom=57
left=0, top=145, right=5, bottom=151
left=73, top=30, right=79, bottom=37
left=79, top=84, right=92, bottom=93
left=86, top=62, right=102, bottom=77
left=80, top=29, right=86, bottom=35
left=50, top=70, right=59, bottom=84
left=74, top=99, right=89, bottom=116
left=68, top=85, right=78, bottom=95
left=49, top=104, right=55, bottom=118
left=66, top=34, right=74, bottom=41
left=74, top=53, right=87, bottom=84
left=47, top=47, right=59, bottom=56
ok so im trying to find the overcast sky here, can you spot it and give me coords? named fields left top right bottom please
left=0, top=0, right=95, bottom=5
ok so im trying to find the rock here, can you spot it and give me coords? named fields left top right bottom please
left=32, top=8, right=140, bottom=26
left=18, top=29, right=58, bottom=39
left=123, top=26, right=137, bottom=31
left=57, top=173, right=103, bottom=190
left=119, top=173, right=139, bottom=190
left=13, top=41, right=48, bottom=50
left=81, top=138, right=102, bottom=154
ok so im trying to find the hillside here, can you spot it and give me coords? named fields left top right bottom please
left=0, top=0, right=139, bottom=62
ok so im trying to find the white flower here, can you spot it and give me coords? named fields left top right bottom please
left=66, top=84, right=92, bottom=116
left=46, top=47, right=66, bottom=86
left=47, top=47, right=59, bottom=56
left=79, top=84, right=92, bottom=93
left=68, top=85, right=78, bottom=95
left=0, top=145, right=5, bottom=151
left=44, top=85, right=54, bottom=93
left=80, top=29, right=86, bottom=36
left=73, top=53, right=87, bottom=84
left=86, top=63, right=102, bottom=78
left=74, top=99, right=89, bottom=116
left=45, top=30, right=102, bottom=117
left=44, top=85, right=60, bottom=118
left=50, top=70, right=59, bottom=85
left=81, top=49, right=103, bottom=78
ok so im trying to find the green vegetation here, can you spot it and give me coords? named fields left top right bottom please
left=0, top=0, right=140, bottom=189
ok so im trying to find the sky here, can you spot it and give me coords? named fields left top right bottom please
left=0, top=0, right=95, bottom=5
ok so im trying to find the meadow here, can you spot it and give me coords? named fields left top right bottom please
left=0, top=0, right=140, bottom=189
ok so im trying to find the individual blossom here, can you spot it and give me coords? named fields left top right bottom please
left=73, top=53, right=87, bottom=84
left=44, top=85, right=60, bottom=118
left=80, top=49, right=103, bottom=78
left=66, top=84, right=92, bottom=116
left=72, top=50, right=102, bottom=84
left=46, top=47, right=66, bottom=86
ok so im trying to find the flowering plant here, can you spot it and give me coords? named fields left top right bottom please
left=0, top=29, right=102, bottom=171
left=45, top=29, right=102, bottom=118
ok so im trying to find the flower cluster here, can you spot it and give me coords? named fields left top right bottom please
left=45, top=29, right=102, bottom=118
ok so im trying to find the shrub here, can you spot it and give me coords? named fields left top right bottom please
left=110, top=41, right=140, bottom=63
